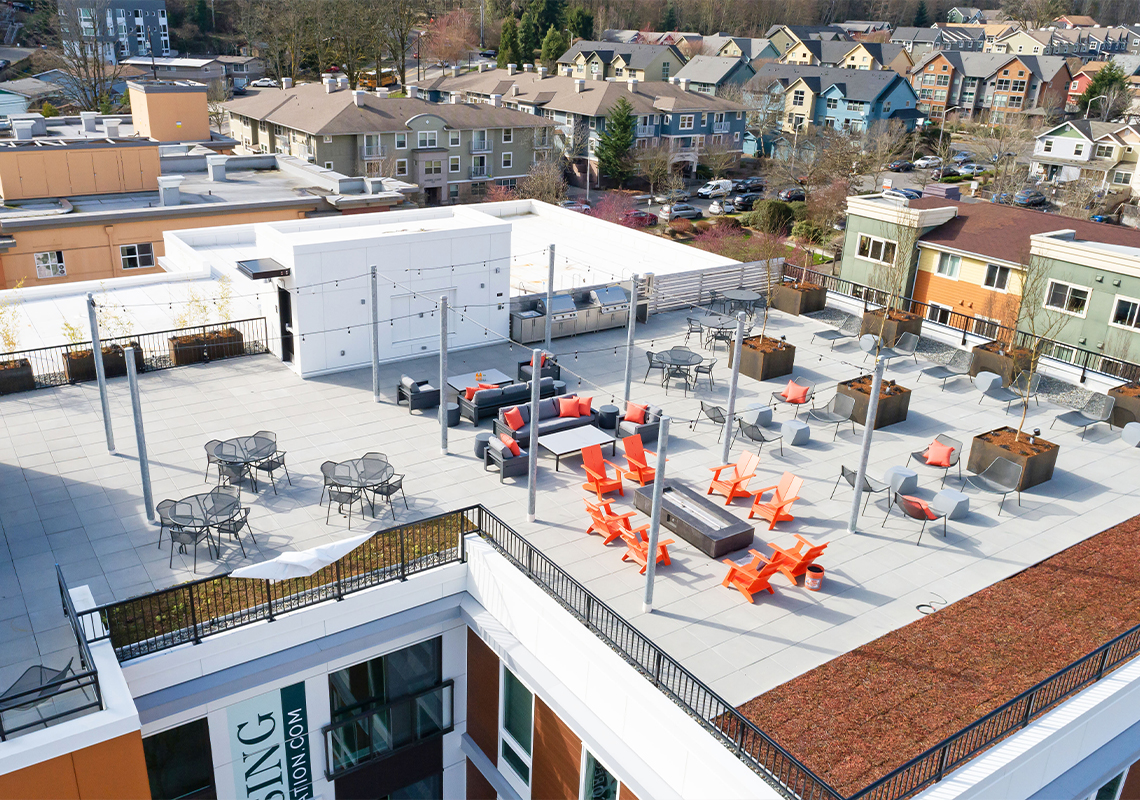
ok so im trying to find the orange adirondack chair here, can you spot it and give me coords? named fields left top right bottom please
left=759, top=534, right=829, bottom=585
left=584, top=499, right=647, bottom=545
left=581, top=444, right=624, bottom=501
left=707, top=451, right=760, bottom=504
left=749, top=472, right=804, bottom=529
left=722, top=551, right=782, bottom=603
left=621, top=434, right=662, bottom=486
left=620, top=528, right=673, bottom=575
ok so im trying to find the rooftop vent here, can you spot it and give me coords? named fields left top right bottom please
left=352, top=89, right=367, bottom=106
left=104, top=119, right=121, bottom=137
left=157, top=175, right=184, bottom=206
left=206, top=154, right=229, bottom=182
left=507, top=64, right=517, bottom=75
left=574, top=79, right=585, bottom=92
left=80, top=111, right=98, bottom=133
left=282, top=77, right=293, bottom=89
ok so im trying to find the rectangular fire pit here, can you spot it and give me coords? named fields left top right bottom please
left=632, top=480, right=754, bottom=558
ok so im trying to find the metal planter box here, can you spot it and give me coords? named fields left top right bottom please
left=971, top=343, right=1031, bottom=387
left=730, top=336, right=796, bottom=382
left=837, top=377, right=911, bottom=429
left=860, top=310, right=923, bottom=347
left=967, top=426, right=1058, bottom=491
left=0, top=358, right=34, bottom=394
left=772, top=284, right=826, bottom=316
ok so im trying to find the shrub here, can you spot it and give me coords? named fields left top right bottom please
left=788, top=200, right=809, bottom=221
left=716, top=215, right=742, bottom=230
left=40, top=101, right=58, bottom=118
left=745, top=200, right=794, bottom=235
left=791, top=220, right=826, bottom=244
left=668, top=217, right=693, bottom=235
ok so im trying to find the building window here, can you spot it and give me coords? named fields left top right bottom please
left=503, top=128, right=513, bottom=143
left=927, top=303, right=952, bottom=324
left=856, top=234, right=896, bottom=265
left=449, top=130, right=460, bottom=147
left=500, top=667, right=533, bottom=794
left=396, top=159, right=408, bottom=176
left=502, top=152, right=513, bottom=169
left=34, top=251, right=65, bottom=278
left=497, top=178, right=517, bottom=189
left=1074, top=144, right=1084, bottom=157
left=323, top=135, right=333, bottom=143
left=395, top=133, right=407, bottom=149
left=935, top=252, right=960, bottom=278
left=143, top=719, right=216, bottom=800
left=1096, top=143, right=1116, bottom=159
left=826, top=97, right=838, bottom=109
left=679, top=114, right=694, bottom=130
left=580, top=749, right=620, bottom=800
left=324, top=161, right=334, bottom=169
left=984, top=264, right=1011, bottom=290
left=792, top=90, right=805, bottom=106
left=936, top=74, right=950, bottom=86
left=1111, top=297, right=1140, bottom=330
left=471, top=182, right=486, bottom=197
left=426, top=160, right=443, bottom=174
left=662, top=62, right=670, bottom=79
left=1043, top=139, right=1053, bottom=152
left=1114, top=170, right=1133, bottom=185
left=120, top=243, right=154, bottom=270
left=449, top=156, right=460, bottom=172
left=449, top=184, right=459, bottom=199
left=1045, top=280, right=1089, bottom=315
left=417, top=130, right=438, bottom=148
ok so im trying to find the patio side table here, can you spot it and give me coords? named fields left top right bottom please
left=933, top=488, right=969, bottom=520
left=553, top=380, right=568, bottom=395
left=885, top=465, right=919, bottom=495
left=474, top=432, right=493, bottom=459
left=781, top=419, right=810, bottom=446
left=447, top=403, right=460, bottom=427
left=597, top=404, right=619, bottom=430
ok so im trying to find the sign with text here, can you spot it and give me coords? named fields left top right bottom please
left=227, top=681, right=315, bottom=800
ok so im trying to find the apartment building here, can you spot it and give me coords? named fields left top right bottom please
left=1029, top=120, right=1140, bottom=190
left=122, top=55, right=226, bottom=84
left=909, top=51, right=1071, bottom=121
left=410, top=67, right=748, bottom=178
left=671, top=56, right=756, bottom=95
left=706, top=35, right=781, bottom=68
left=58, top=0, right=169, bottom=62
left=764, top=24, right=851, bottom=54
left=779, top=40, right=914, bottom=75
left=990, top=25, right=1133, bottom=60
left=756, top=63, right=922, bottom=134
left=556, top=41, right=687, bottom=83
left=226, top=80, right=553, bottom=204
left=890, top=27, right=950, bottom=61
left=835, top=20, right=893, bottom=38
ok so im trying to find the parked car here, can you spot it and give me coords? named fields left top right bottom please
left=559, top=200, right=591, bottom=213
left=883, top=188, right=922, bottom=200
left=732, top=192, right=763, bottom=211
left=10, top=1, right=31, bottom=11
left=732, top=176, right=766, bottom=192
left=480, top=50, right=497, bottom=58
left=231, top=85, right=248, bottom=96
left=1013, top=187, right=1048, bottom=207
left=250, top=77, right=279, bottom=87
left=887, top=160, right=913, bottom=172
left=621, top=209, right=659, bottom=227
left=696, top=179, right=733, bottom=198
left=1090, top=213, right=1119, bottom=224
left=914, top=155, right=942, bottom=169
left=653, top=188, right=690, bottom=204
left=951, top=151, right=972, bottom=164
left=709, top=198, right=733, bottom=215
left=991, top=191, right=1012, bottom=204
left=931, top=167, right=959, bottom=180
left=778, top=187, right=806, bottom=202
left=956, top=163, right=987, bottom=176
left=661, top=202, right=703, bottom=220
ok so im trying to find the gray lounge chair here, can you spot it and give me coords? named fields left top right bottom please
left=484, top=438, right=530, bottom=483
left=733, top=413, right=783, bottom=456
left=770, top=378, right=816, bottom=420
left=919, top=351, right=974, bottom=390
left=965, top=457, right=1023, bottom=515
left=397, top=376, right=441, bottom=412
left=691, top=401, right=728, bottom=441
left=0, top=658, right=75, bottom=721
left=866, top=331, right=920, bottom=363
left=906, top=434, right=963, bottom=486
left=1052, top=394, right=1115, bottom=439
left=811, top=316, right=861, bottom=350
left=977, top=370, right=1040, bottom=410
left=808, top=394, right=856, bottom=440
left=830, top=465, right=891, bottom=513
left=884, top=492, right=947, bottom=546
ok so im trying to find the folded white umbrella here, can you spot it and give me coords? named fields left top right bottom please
left=230, top=533, right=374, bottom=580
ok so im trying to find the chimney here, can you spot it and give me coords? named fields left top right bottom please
left=574, top=79, right=585, bottom=92
left=538, top=66, right=548, bottom=78
left=80, top=111, right=98, bottom=133
left=450, top=65, right=461, bottom=77
left=375, top=88, right=389, bottom=98
left=104, top=118, right=121, bottom=137
left=523, top=63, right=534, bottom=72
left=490, top=93, right=503, bottom=107
left=479, top=62, right=489, bottom=72
left=511, top=85, right=520, bottom=95
left=627, top=77, right=638, bottom=92
left=352, top=89, right=367, bottom=106
left=507, top=63, right=517, bottom=75
left=12, top=119, right=34, bottom=140
left=324, top=76, right=336, bottom=93
left=206, top=154, right=229, bottom=182
left=282, top=77, right=293, bottom=89
left=157, top=175, right=184, bottom=206
left=450, top=92, right=459, bottom=103
left=678, top=77, right=691, bottom=91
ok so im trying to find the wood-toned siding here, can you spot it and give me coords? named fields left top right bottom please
left=531, top=696, right=582, bottom=800
left=466, top=757, right=496, bottom=800
left=467, top=627, right=500, bottom=760
left=619, top=782, right=642, bottom=800
left=0, top=731, right=151, bottom=799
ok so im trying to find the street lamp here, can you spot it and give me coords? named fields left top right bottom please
left=937, top=106, right=962, bottom=151
left=1084, top=94, right=1108, bottom=120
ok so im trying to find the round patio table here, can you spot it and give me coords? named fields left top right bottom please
left=700, top=315, right=739, bottom=350
left=168, top=491, right=241, bottom=528
left=213, top=435, right=276, bottom=465
left=655, top=349, right=704, bottom=368
left=331, top=457, right=395, bottom=515
left=721, top=289, right=761, bottom=314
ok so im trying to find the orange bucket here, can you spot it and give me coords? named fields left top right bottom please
left=804, top=564, right=824, bottom=591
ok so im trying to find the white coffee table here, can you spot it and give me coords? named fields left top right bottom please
left=539, top=426, right=617, bottom=471
left=447, top=368, right=513, bottom=393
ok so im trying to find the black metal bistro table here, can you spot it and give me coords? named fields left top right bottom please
left=656, top=348, right=704, bottom=395
left=213, top=435, right=276, bottom=491
left=331, top=457, right=395, bottom=514
left=699, top=315, right=738, bottom=349
left=721, top=288, right=761, bottom=314
left=168, top=491, right=242, bottom=558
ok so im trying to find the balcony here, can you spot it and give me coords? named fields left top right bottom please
left=359, top=144, right=387, bottom=160
left=470, top=165, right=489, bottom=178
left=712, top=122, right=730, bottom=133
left=469, top=140, right=492, bottom=154
left=636, top=125, right=656, bottom=137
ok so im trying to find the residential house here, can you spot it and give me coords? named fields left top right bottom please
left=764, top=24, right=851, bottom=55
left=991, top=26, right=1132, bottom=61
left=938, top=25, right=987, bottom=52
left=0, top=77, right=63, bottom=117
left=672, top=56, right=756, bottom=95
left=215, top=55, right=266, bottom=89
left=890, top=27, right=947, bottom=61
left=1125, top=25, right=1140, bottom=56
left=57, top=0, right=169, bottom=63
left=707, top=36, right=780, bottom=68
left=836, top=20, right=893, bottom=39
left=840, top=193, right=1140, bottom=360
left=756, top=63, right=922, bottom=134
left=599, top=29, right=703, bottom=50
left=409, top=67, right=747, bottom=178
left=226, top=80, right=552, bottom=204
left=1067, top=61, right=1108, bottom=109
left=1055, top=15, right=1099, bottom=29
left=1029, top=120, right=1140, bottom=190
left=556, top=41, right=686, bottom=83
left=779, top=40, right=914, bottom=75
left=909, top=51, right=1071, bottom=121
left=947, top=6, right=983, bottom=24
left=121, top=55, right=226, bottom=85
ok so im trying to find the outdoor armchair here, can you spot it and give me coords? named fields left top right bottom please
left=691, top=401, right=728, bottom=440
left=749, top=472, right=803, bottom=530
left=517, top=354, right=561, bottom=382
left=964, top=457, right=1023, bottom=515
left=864, top=331, right=920, bottom=363
left=757, top=534, right=829, bottom=585
left=807, top=394, right=856, bottom=441
left=707, top=451, right=760, bottom=504
left=484, top=438, right=530, bottom=483
left=906, top=434, right=963, bottom=486
left=373, top=474, right=408, bottom=519
left=397, top=376, right=441, bottom=413
left=811, top=316, right=860, bottom=350
left=0, top=658, right=75, bottom=718
left=214, top=507, right=253, bottom=558
left=977, top=370, right=1040, bottom=411
left=733, top=416, right=783, bottom=456
left=769, top=378, right=816, bottom=419
left=620, top=528, right=673, bottom=575
left=644, top=351, right=666, bottom=383
left=326, top=484, right=365, bottom=530
left=883, top=492, right=947, bottom=546
left=830, top=465, right=890, bottom=513
left=584, top=499, right=646, bottom=545
left=581, top=444, right=624, bottom=501
left=621, top=434, right=661, bottom=486
left=253, top=449, right=291, bottom=495
left=721, top=553, right=780, bottom=604
left=203, top=439, right=223, bottom=483
left=1052, top=394, right=1115, bottom=440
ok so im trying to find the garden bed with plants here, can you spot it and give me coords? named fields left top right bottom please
left=735, top=512, right=1140, bottom=795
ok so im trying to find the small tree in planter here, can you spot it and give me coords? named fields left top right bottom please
left=169, top=286, right=211, bottom=366
left=0, top=279, right=34, bottom=394
left=203, top=276, right=246, bottom=359
left=730, top=232, right=796, bottom=381
left=772, top=237, right=827, bottom=316
left=860, top=217, right=923, bottom=347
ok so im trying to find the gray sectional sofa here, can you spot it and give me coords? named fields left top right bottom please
left=458, top=377, right=557, bottom=424
left=617, top=403, right=665, bottom=444
left=493, top=393, right=599, bottom=441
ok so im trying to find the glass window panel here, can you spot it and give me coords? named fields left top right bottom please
left=1068, top=288, right=1088, bottom=313
left=143, top=718, right=216, bottom=800
left=582, top=752, right=618, bottom=800
left=502, top=739, right=530, bottom=782
left=503, top=669, right=532, bottom=754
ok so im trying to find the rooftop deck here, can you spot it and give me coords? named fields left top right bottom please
left=1, top=303, right=1136, bottom=748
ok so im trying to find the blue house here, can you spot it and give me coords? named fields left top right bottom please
left=755, top=63, right=922, bottom=134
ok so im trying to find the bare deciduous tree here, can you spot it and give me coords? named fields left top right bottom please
left=1010, top=251, right=1072, bottom=439
left=518, top=159, right=568, bottom=204
left=55, top=0, right=127, bottom=111
left=636, top=143, right=673, bottom=200
left=864, top=119, right=910, bottom=191
left=699, top=138, right=739, bottom=178
left=423, top=8, right=474, bottom=68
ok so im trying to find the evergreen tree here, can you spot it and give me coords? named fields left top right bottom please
left=195, top=0, right=210, bottom=31
left=1079, top=62, right=1130, bottom=116
left=566, top=6, right=594, bottom=40
left=519, top=10, right=539, bottom=61
left=661, top=1, right=677, bottom=31
left=914, top=0, right=929, bottom=27
left=540, top=25, right=568, bottom=69
left=532, top=0, right=566, bottom=35
left=497, top=18, right=521, bottom=69
left=594, top=97, right=636, bottom=186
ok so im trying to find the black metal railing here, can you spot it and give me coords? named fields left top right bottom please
left=0, top=317, right=270, bottom=395
left=78, top=507, right=472, bottom=661
left=785, top=265, right=1140, bottom=384
left=0, top=568, right=103, bottom=741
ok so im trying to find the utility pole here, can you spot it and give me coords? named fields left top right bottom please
left=480, top=0, right=485, bottom=49
left=642, top=416, right=670, bottom=613
left=87, top=293, right=114, bottom=453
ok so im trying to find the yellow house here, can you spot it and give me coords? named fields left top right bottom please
left=779, top=41, right=914, bottom=75
left=562, top=43, right=684, bottom=82
left=990, top=29, right=1052, bottom=56
left=782, top=77, right=817, bottom=132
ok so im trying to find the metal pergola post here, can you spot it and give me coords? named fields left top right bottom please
left=371, top=265, right=380, bottom=403
left=544, top=244, right=555, bottom=353
left=848, top=356, right=886, bottom=534
left=622, top=272, right=639, bottom=404
left=721, top=313, right=746, bottom=464
left=643, top=416, right=670, bottom=613
left=439, top=295, right=449, bottom=455
left=527, top=348, right=542, bottom=523
left=87, top=293, right=114, bottom=453
left=124, top=347, right=153, bottom=522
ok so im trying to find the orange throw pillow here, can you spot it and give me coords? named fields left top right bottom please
left=532, top=352, right=547, bottom=367
left=925, top=440, right=955, bottom=468
left=464, top=386, right=478, bottom=401
left=625, top=402, right=647, bottom=424
left=477, top=382, right=496, bottom=390
left=578, top=395, right=593, bottom=415
left=781, top=381, right=809, bottom=404
left=904, top=495, right=938, bottom=520
left=504, top=407, right=524, bottom=431
left=558, top=396, right=580, bottom=417
left=499, top=433, right=521, bottom=457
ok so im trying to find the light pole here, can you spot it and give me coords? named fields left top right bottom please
left=1084, top=94, right=1108, bottom=120
left=936, top=106, right=962, bottom=152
